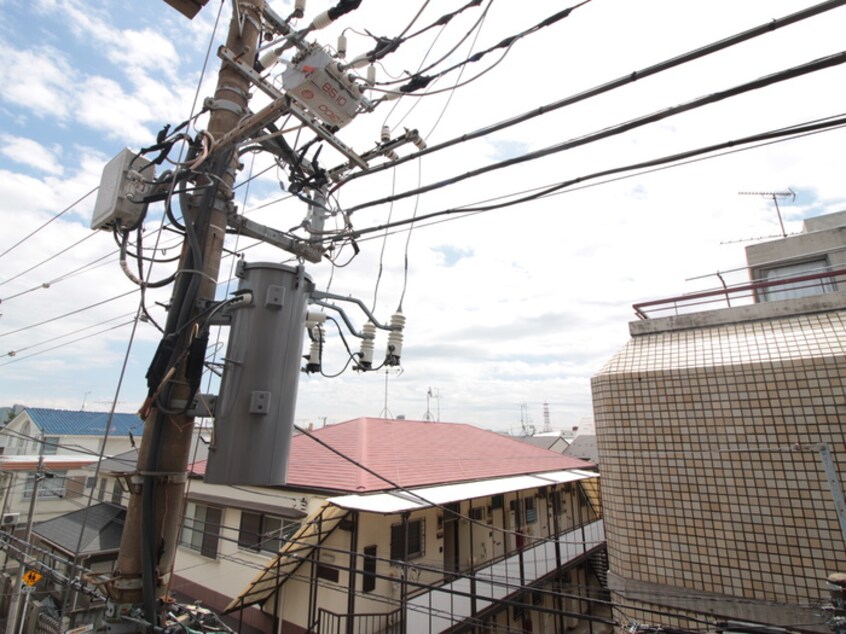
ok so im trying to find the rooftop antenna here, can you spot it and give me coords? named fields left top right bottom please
left=543, top=401, right=551, bottom=433
left=81, top=391, right=91, bottom=411
left=738, top=189, right=796, bottom=238
left=379, top=367, right=402, bottom=419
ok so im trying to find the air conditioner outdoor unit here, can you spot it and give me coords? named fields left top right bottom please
left=1, top=512, right=19, bottom=527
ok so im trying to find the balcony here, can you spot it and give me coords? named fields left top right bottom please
left=406, top=519, right=605, bottom=632
left=632, top=268, right=846, bottom=320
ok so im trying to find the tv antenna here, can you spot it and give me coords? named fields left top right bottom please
left=738, top=188, right=796, bottom=238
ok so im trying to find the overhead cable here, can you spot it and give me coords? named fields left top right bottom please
left=0, top=186, right=99, bottom=262
left=391, top=0, right=592, bottom=95
left=345, top=50, right=846, bottom=214
left=0, top=289, right=138, bottom=339
left=334, top=0, right=846, bottom=186
left=328, top=114, right=846, bottom=241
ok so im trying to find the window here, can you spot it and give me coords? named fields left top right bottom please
left=390, top=518, right=425, bottom=561
left=111, top=481, right=123, bottom=505
left=43, top=437, right=60, bottom=455
left=238, top=511, right=297, bottom=554
left=22, top=472, right=66, bottom=499
left=181, top=503, right=222, bottom=559
left=316, top=563, right=340, bottom=583
left=491, top=494, right=504, bottom=510
left=362, top=545, right=377, bottom=593
left=756, top=258, right=834, bottom=302
left=524, top=497, right=537, bottom=524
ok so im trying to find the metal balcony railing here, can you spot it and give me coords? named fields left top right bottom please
left=632, top=268, right=846, bottom=320
left=405, top=519, right=605, bottom=632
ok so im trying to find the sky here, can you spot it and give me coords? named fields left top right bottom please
left=0, top=0, right=845, bottom=434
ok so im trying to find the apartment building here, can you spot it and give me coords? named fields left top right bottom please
left=593, top=210, right=846, bottom=631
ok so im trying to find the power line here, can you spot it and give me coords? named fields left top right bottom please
left=328, top=113, right=846, bottom=242
left=0, top=186, right=99, bottom=261
left=0, top=231, right=100, bottom=288
left=334, top=0, right=846, bottom=186
left=345, top=50, right=846, bottom=215
left=0, top=318, right=136, bottom=367
left=0, top=288, right=139, bottom=339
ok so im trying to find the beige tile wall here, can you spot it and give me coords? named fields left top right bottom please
left=593, top=312, right=846, bottom=606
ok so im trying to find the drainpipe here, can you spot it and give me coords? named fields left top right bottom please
left=401, top=512, right=409, bottom=634
left=550, top=487, right=563, bottom=634
left=515, top=491, right=525, bottom=587
left=346, top=512, right=359, bottom=634
left=468, top=500, right=477, bottom=621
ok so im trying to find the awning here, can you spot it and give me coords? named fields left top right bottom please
left=327, top=469, right=599, bottom=514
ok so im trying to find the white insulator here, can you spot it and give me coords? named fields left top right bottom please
left=385, top=312, right=406, bottom=365
left=385, top=149, right=399, bottom=161
left=359, top=323, right=376, bottom=368
left=337, top=34, right=347, bottom=58
left=366, top=65, right=376, bottom=85
left=345, top=54, right=370, bottom=70
left=310, top=10, right=333, bottom=30
left=308, top=339, right=321, bottom=364
left=305, top=310, right=327, bottom=325
left=380, top=125, right=391, bottom=144
left=258, top=48, right=281, bottom=71
left=409, top=130, right=427, bottom=150
left=295, top=0, right=306, bottom=17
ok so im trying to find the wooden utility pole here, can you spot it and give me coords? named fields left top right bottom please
left=106, top=1, right=264, bottom=627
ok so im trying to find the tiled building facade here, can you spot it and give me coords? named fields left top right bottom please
left=593, top=212, right=846, bottom=631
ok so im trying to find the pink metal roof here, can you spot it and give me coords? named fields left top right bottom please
left=193, top=418, right=593, bottom=493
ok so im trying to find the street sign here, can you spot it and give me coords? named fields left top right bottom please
left=21, top=569, right=42, bottom=586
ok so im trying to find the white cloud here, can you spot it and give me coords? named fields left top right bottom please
left=0, top=42, right=75, bottom=119
left=0, top=135, right=64, bottom=175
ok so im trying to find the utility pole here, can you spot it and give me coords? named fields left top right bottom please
left=106, top=1, right=264, bottom=629
left=5, top=435, right=45, bottom=634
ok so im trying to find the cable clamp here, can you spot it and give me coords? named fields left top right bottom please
left=203, top=96, right=246, bottom=117
left=215, top=83, right=250, bottom=100
left=133, top=471, right=189, bottom=484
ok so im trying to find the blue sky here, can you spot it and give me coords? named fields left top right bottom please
left=1, top=0, right=846, bottom=432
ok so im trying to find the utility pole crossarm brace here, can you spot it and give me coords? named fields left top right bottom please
left=227, top=212, right=323, bottom=262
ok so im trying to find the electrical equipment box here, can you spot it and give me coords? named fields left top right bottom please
left=205, top=262, right=314, bottom=486
left=282, top=45, right=362, bottom=128
left=91, top=148, right=154, bottom=231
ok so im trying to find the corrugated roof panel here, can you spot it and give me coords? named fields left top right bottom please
left=327, top=469, right=598, bottom=514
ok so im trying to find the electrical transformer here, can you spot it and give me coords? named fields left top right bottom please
left=205, top=262, right=314, bottom=486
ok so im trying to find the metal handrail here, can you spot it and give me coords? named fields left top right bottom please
left=633, top=267, right=846, bottom=319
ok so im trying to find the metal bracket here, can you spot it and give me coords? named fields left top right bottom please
left=219, top=45, right=284, bottom=101
left=227, top=211, right=323, bottom=262
left=132, top=472, right=189, bottom=484
left=203, top=96, right=246, bottom=116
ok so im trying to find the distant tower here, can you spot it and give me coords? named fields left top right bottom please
left=543, top=401, right=551, bottom=432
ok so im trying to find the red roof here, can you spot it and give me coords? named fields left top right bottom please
left=192, top=417, right=592, bottom=493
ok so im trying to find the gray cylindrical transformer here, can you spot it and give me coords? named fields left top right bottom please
left=205, top=262, right=314, bottom=486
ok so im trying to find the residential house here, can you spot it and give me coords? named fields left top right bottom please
left=562, top=436, right=599, bottom=467
left=0, top=408, right=142, bottom=526
left=513, top=431, right=571, bottom=454
left=187, top=417, right=609, bottom=634
left=592, top=210, right=846, bottom=631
